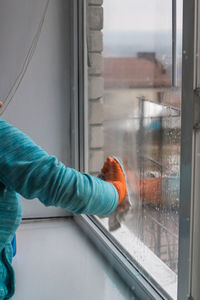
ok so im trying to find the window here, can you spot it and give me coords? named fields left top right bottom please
left=86, top=0, right=183, bottom=299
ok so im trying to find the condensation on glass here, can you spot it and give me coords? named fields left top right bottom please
left=87, top=1, right=182, bottom=299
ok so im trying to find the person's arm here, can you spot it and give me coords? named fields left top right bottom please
left=0, top=118, right=118, bottom=216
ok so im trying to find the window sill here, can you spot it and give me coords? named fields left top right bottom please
left=98, top=218, right=177, bottom=299
left=75, top=215, right=176, bottom=300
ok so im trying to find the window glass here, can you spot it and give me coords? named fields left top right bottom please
left=87, top=1, right=182, bottom=298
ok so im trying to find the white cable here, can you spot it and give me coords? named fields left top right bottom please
left=0, top=0, right=50, bottom=115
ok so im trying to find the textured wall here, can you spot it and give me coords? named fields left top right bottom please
left=88, top=0, right=104, bottom=175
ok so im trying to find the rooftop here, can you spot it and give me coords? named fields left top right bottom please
left=103, top=55, right=171, bottom=89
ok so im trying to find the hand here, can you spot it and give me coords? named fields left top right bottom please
left=0, top=101, right=3, bottom=108
left=101, top=157, right=127, bottom=205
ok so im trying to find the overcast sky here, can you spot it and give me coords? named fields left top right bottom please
left=103, top=0, right=183, bottom=32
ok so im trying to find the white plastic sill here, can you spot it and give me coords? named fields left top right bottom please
left=12, top=218, right=134, bottom=300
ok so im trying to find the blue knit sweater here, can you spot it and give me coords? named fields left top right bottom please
left=0, top=117, right=118, bottom=299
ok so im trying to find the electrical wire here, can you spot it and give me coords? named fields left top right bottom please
left=0, top=0, right=50, bottom=115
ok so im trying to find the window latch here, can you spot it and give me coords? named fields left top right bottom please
left=194, top=88, right=200, bottom=129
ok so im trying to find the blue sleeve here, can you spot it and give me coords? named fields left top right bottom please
left=0, top=118, right=118, bottom=216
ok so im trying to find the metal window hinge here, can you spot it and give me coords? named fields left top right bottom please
left=194, top=88, right=200, bottom=129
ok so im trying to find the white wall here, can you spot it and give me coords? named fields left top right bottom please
left=0, top=0, right=73, bottom=217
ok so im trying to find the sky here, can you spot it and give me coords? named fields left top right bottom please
left=103, top=0, right=183, bottom=32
